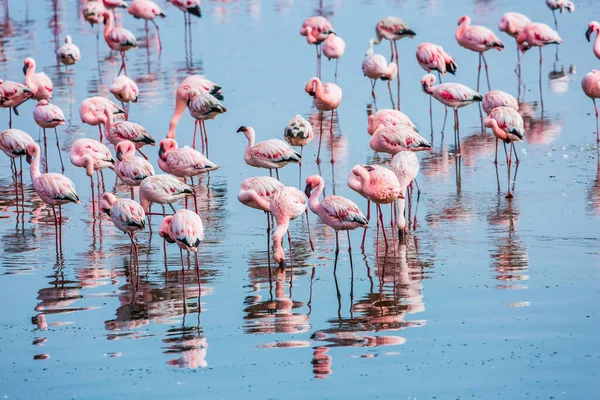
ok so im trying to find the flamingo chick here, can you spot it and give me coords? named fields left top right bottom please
left=102, top=11, right=138, bottom=75
left=23, top=57, right=53, bottom=101
left=284, top=114, right=313, bottom=186
left=114, top=140, right=155, bottom=199
left=363, top=38, right=397, bottom=107
left=33, top=100, right=65, bottom=173
left=57, top=35, right=81, bottom=70
left=100, top=192, right=145, bottom=257
left=269, top=186, right=308, bottom=267
left=370, top=124, right=432, bottom=155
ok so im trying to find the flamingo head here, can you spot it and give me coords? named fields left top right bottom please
left=586, top=21, right=600, bottom=42
left=566, top=1, right=575, bottom=12
left=158, top=138, right=177, bottom=161
left=483, top=116, right=496, bottom=130
left=102, top=11, right=111, bottom=24
left=158, top=216, right=176, bottom=243
left=236, top=125, right=255, bottom=141
left=25, top=143, right=39, bottom=164
left=37, top=99, right=49, bottom=107
left=421, top=74, right=436, bottom=94
left=304, top=77, right=320, bottom=96
left=115, top=140, right=135, bottom=161
left=23, top=57, right=34, bottom=75
left=99, top=193, right=117, bottom=215
left=457, top=15, right=469, bottom=26
left=304, top=175, right=322, bottom=198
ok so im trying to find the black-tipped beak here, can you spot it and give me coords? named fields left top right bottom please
left=236, top=126, right=247, bottom=133
left=398, top=192, right=405, bottom=200
left=116, top=149, right=123, bottom=161
left=101, top=207, right=111, bottom=216
left=103, top=15, right=107, bottom=25
left=26, top=153, right=32, bottom=164
left=158, top=146, right=166, bottom=160
left=304, top=183, right=312, bottom=198
left=187, top=5, right=201, bottom=17
left=422, top=82, right=430, bottom=93
left=22, top=64, right=27, bottom=75
left=586, top=27, right=593, bottom=42
left=159, top=12, right=166, bottom=18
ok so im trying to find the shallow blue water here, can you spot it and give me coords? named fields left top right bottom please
left=0, top=0, right=599, bottom=398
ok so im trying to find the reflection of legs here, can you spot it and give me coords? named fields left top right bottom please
left=594, top=99, right=599, bottom=142
left=316, top=111, right=323, bottom=164
left=360, top=200, right=370, bottom=252
left=330, top=110, right=335, bottom=164
left=503, top=142, right=513, bottom=198
left=477, top=53, right=482, bottom=92
left=482, top=53, right=491, bottom=91
left=90, top=176, right=96, bottom=217
left=151, top=19, right=162, bottom=50
left=286, top=230, right=294, bottom=268
left=394, top=41, right=400, bottom=110
left=180, top=248, right=187, bottom=314
left=413, top=179, right=421, bottom=230
left=539, top=47, right=544, bottom=113
left=194, top=251, right=201, bottom=313
left=54, top=128, right=64, bottom=173
left=377, top=204, right=388, bottom=251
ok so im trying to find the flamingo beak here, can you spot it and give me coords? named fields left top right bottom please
left=304, top=183, right=312, bottom=198
left=101, top=207, right=111, bottom=215
left=158, top=146, right=165, bottom=160
left=22, top=64, right=27, bottom=75
left=398, top=192, right=405, bottom=200
left=26, top=153, right=32, bottom=164
left=421, top=82, right=429, bottom=93
left=586, top=26, right=593, bottom=42
left=236, top=126, right=247, bottom=133
left=116, top=148, right=123, bottom=161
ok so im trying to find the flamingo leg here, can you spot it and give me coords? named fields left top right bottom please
left=287, top=230, right=294, bottom=268
left=512, top=143, right=520, bottom=164
left=98, top=125, right=103, bottom=143
left=305, top=208, right=314, bottom=251
left=334, top=58, right=339, bottom=83
left=347, top=230, right=353, bottom=267
left=90, top=176, right=96, bottom=217
left=180, top=248, right=187, bottom=314
left=552, top=10, right=558, bottom=31
left=477, top=52, right=482, bottom=92
left=455, top=109, right=461, bottom=154
left=334, top=231, right=339, bottom=257
left=202, top=121, right=209, bottom=158
left=119, top=51, right=126, bottom=75
left=169, top=203, right=177, bottom=213
left=137, top=148, right=148, bottom=160
left=330, top=110, right=335, bottom=164
left=503, top=141, right=511, bottom=198
left=360, top=199, right=370, bottom=252
left=394, top=40, right=400, bottom=110
left=269, top=168, right=272, bottom=178
left=11, top=159, right=18, bottom=213
left=371, top=79, right=377, bottom=107
left=52, top=206, right=58, bottom=250
left=316, top=111, right=323, bottom=164
left=54, top=127, right=64, bottom=173
left=494, top=137, right=499, bottom=164
left=539, top=47, right=544, bottom=114
left=193, top=120, right=198, bottom=150
left=389, top=40, right=394, bottom=62
left=42, top=128, right=49, bottom=173
left=195, top=251, right=201, bottom=313
left=58, top=206, right=63, bottom=252
left=266, top=212, right=271, bottom=273
left=19, top=158, right=24, bottom=212
left=151, top=19, right=162, bottom=51
left=298, top=146, right=303, bottom=189
left=275, top=169, right=280, bottom=181
left=413, top=179, right=421, bottom=230
left=378, top=204, right=388, bottom=251
left=9, top=107, right=12, bottom=129
left=191, top=176, right=198, bottom=214
left=387, top=80, right=394, bottom=110
left=594, top=99, right=599, bottom=143
left=482, top=53, right=491, bottom=91
left=130, top=187, right=134, bottom=200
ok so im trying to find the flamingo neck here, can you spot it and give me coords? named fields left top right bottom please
left=167, top=94, right=187, bottom=138
left=308, top=181, right=324, bottom=214
left=273, top=219, right=289, bottom=263
left=238, top=190, right=270, bottom=212
left=29, top=149, right=41, bottom=181
left=104, top=14, right=113, bottom=38
left=243, top=129, right=255, bottom=161
left=456, top=19, right=469, bottom=38
left=104, top=110, right=113, bottom=131
left=396, top=191, right=407, bottom=231
left=313, top=79, right=324, bottom=99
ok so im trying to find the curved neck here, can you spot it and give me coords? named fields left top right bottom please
left=396, top=195, right=406, bottom=231
left=104, top=110, right=113, bottom=130
left=353, top=168, right=370, bottom=187
left=243, top=129, right=256, bottom=161
left=456, top=18, right=469, bottom=37
left=29, top=149, right=41, bottom=181
left=167, top=94, right=187, bottom=138
left=239, top=191, right=270, bottom=211
left=308, top=181, right=324, bottom=214
left=312, top=79, right=324, bottom=98
left=104, top=14, right=113, bottom=38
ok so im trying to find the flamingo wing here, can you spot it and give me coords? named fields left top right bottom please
left=322, top=196, right=368, bottom=225
left=39, top=173, right=80, bottom=203
left=108, top=28, right=138, bottom=47
left=113, top=122, right=155, bottom=145
left=251, top=140, right=301, bottom=164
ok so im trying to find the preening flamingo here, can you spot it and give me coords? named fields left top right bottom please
left=114, top=140, right=155, bottom=199
left=347, top=165, right=402, bottom=252
left=139, top=174, right=193, bottom=219
left=25, top=143, right=79, bottom=249
left=300, top=16, right=335, bottom=79
left=322, top=33, right=346, bottom=82
left=269, top=185, right=309, bottom=267
left=56, top=35, right=81, bottom=71
left=103, top=108, right=155, bottom=158
left=582, top=70, right=600, bottom=141
left=23, top=57, right=53, bottom=100
left=498, top=12, right=531, bottom=70
left=70, top=138, right=115, bottom=217
left=188, top=90, right=226, bottom=155
left=421, top=73, right=483, bottom=154
left=546, top=0, right=574, bottom=30
left=305, top=175, right=367, bottom=266
left=82, top=1, right=106, bottom=27
left=484, top=107, right=525, bottom=198
left=80, top=96, right=125, bottom=142
left=100, top=192, right=145, bottom=258
left=374, top=16, right=416, bottom=109
left=237, top=126, right=301, bottom=181
left=455, top=15, right=504, bottom=92
left=391, top=151, right=420, bottom=238
left=109, top=75, right=139, bottom=118
left=367, top=108, right=417, bottom=135
left=284, top=114, right=313, bottom=186
left=0, top=79, right=33, bottom=128
left=33, top=100, right=65, bottom=173
left=102, top=10, right=138, bottom=75
left=128, top=0, right=166, bottom=50
left=369, top=124, right=432, bottom=155
left=363, top=38, right=397, bottom=108
left=304, top=77, right=342, bottom=163
left=482, top=90, right=518, bottom=115
left=0, top=129, right=34, bottom=210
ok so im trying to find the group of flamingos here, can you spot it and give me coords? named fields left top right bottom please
left=1, top=0, right=599, bottom=300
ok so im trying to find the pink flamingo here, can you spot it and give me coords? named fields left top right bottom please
left=158, top=138, right=219, bottom=212
left=103, top=0, right=127, bottom=11
left=305, top=175, right=367, bottom=265
left=455, top=15, right=504, bottom=92
left=238, top=176, right=285, bottom=266
left=102, top=11, right=138, bottom=75
left=139, top=174, right=193, bottom=223
left=347, top=165, right=402, bottom=252
left=484, top=107, right=524, bottom=198
left=83, top=1, right=106, bottom=27
left=367, top=108, right=417, bottom=135
left=284, top=114, right=313, bottom=186
left=582, top=70, right=600, bottom=141
left=421, top=73, right=483, bottom=153
left=270, top=185, right=309, bottom=267
left=114, top=140, right=155, bottom=199
left=322, top=33, right=346, bottom=82
left=80, top=96, right=125, bottom=143
left=362, top=39, right=397, bottom=108
left=482, top=90, right=518, bottom=115
left=391, top=151, right=420, bottom=239
left=0, top=128, right=34, bottom=210
left=23, top=57, right=53, bottom=101
left=25, top=143, right=79, bottom=249
left=128, top=0, right=166, bottom=50
left=300, top=16, right=335, bottom=79
left=188, top=90, right=227, bottom=155
left=374, top=16, right=416, bottom=109
left=498, top=12, right=531, bottom=70
left=109, top=75, right=139, bottom=119
left=167, top=0, right=201, bottom=17
left=159, top=209, right=204, bottom=313
left=103, top=108, right=155, bottom=158
left=33, top=100, right=65, bottom=173
left=0, top=79, right=33, bottom=128
left=586, top=21, right=600, bottom=60
left=237, top=126, right=301, bottom=181
left=70, top=138, right=115, bottom=217
left=369, top=124, right=432, bottom=155
left=547, top=0, right=574, bottom=30
left=304, top=77, right=342, bottom=163
left=56, top=35, right=81, bottom=72
left=100, top=192, right=145, bottom=258
left=167, top=75, right=223, bottom=143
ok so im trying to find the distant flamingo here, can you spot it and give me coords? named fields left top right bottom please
left=374, top=16, right=416, bottom=109
left=421, top=73, right=483, bottom=153
left=391, top=151, right=420, bottom=238
left=56, top=35, right=81, bottom=72
left=369, top=124, right=432, bottom=155
left=70, top=138, right=115, bottom=217
left=128, top=0, right=166, bottom=50
left=100, top=192, right=145, bottom=258
left=33, top=100, right=65, bottom=173
left=322, top=33, right=346, bottom=82
left=270, top=185, right=309, bottom=267
left=188, top=90, right=226, bottom=155
left=348, top=165, right=402, bottom=252
left=237, top=126, right=301, bottom=181
left=158, top=138, right=219, bottom=212
left=139, top=174, right=193, bottom=225
left=103, top=108, right=155, bottom=158
left=102, top=11, right=138, bottom=75
left=80, top=96, right=125, bottom=143
left=0, top=128, right=34, bottom=210
left=25, top=143, right=79, bottom=249
left=367, top=108, right=417, bottom=135
left=114, top=140, right=155, bottom=199
left=159, top=209, right=204, bottom=313
left=238, top=176, right=285, bottom=265
left=109, top=75, right=139, bottom=119
left=167, top=75, right=223, bottom=143
left=305, top=175, right=367, bottom=265
left=484, top=107, right=525, bottom=198
left=585, top=21, right=600, bottom=60
left=455, top=15, right=504, bottom=91
left=0, top=80, right=33, bottom=128
left=23, top=57, right=53, bottom=100
left=103, top=0, right=128, bottom=11
left=82, top=1, right=106, bottom=27
left=300, top=16, right=335, bottom=79
left=284, top=114, right=313, bottom=186
left=304, top=77, right=342, bottom=163
left=547, top=0, right=574, bottom=30
left=582, top=70, right=600, bottom=141
left=498, top=12, right=531, bottom=71
left=363, top=38, right=397, bottom=107
left=482, top=90, right=519, bottom=115
left=167, top=0, right=201, bottom=50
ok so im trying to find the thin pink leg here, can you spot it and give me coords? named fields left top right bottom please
left=90, top=176, right=96, bottom=217
left=360, top=200, right=370, bottom=252
left=330, top=110, right=335, bottom=164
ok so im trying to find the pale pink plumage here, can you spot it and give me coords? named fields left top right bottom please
left=304, top=77, right=342, bottom=111
left=158, top=138, right=219, bottom=178
left=516, top=23, right=562, bottom=53
left=375, top=16, right=416, bottom=43
left=0, top=80, right=33, bottom=111
left=367, top=109, right=417, bottom=136
left=269, top=186, right=307, bottom=265
left=421, top=74, right=483, bottom=109
left=0, top=128, right=34, bottom=159
left=390, top=152, right=419, bottom=233
left=300, top=16, right=334, bottom=45
left=138, top=174, right=193, bottom=212
left=482, top=90, right=519, bottom=115
left=103, top=11, right=137, bottom=52
left=33, top=100, right=65, bottom=129
left=23, top=57, right=53, bottom=101
left=498, top=12, right=531, bottom=38
left=546, top=0, right=575, bottom=13
left=103, top=109, right=155, bottom=149
left=456, top=15, right=504, bottom=53
left=57, top=35, right=81, bottom=67
left=82, top=1, right=105, bottom=26
left=416, top=42, right=458, bottom=75
left=348, top=165, right=401, bottom=205
left=585, top=21, right=600, bottom=59
left=159, top=209, right=204, bottom=251
left=582, top=71, right=600, bottom=142
left=322, top=34, right=345, bottom=59
left=370, top=124, right=432, bottom=155
left=115, top=140, right=155, bottom=187
left=128, top=0, right=165, bottom=19
left=238, top=176, right=284, bottom=212
left=103, top=0, right=127, bottom=9
left=70, top=138, right=115, bottom=176
left=168, top=0, right=201, bottom=17
left=80, top=96, right=125, bottom=142
left=239, top=126, right=301, bottom=171
left=363, top=39, right=398, bottom=81
left=110, top=75, right=139, bottom=103
left=100, top=193, right=146, bottom=235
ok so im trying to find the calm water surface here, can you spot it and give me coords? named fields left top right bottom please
left=0, top=0, right=599, bottom=398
